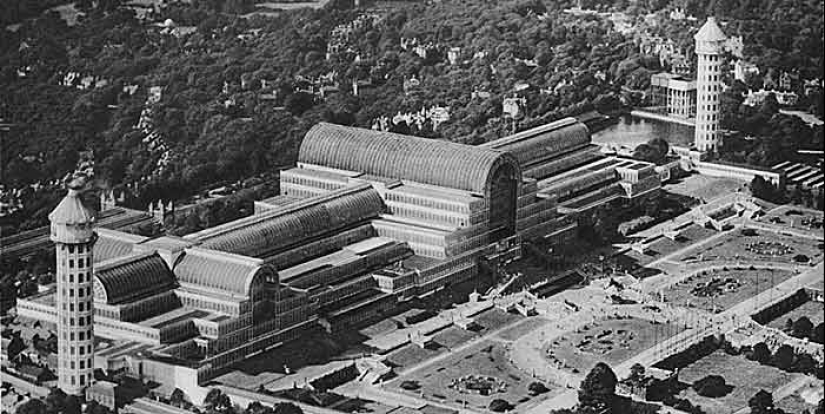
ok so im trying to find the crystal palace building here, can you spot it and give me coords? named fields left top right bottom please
left=18, top=118, right=660, bottom=401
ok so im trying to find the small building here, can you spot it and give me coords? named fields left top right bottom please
left=654, top=159, right=682, bottom=183
left=86, top=381, right=118, bottom=411
left=772, top=161, right=824, bottom=191
left=16, top=364, right=52, bottom=384
left=617, top=367, right=676, bottom=400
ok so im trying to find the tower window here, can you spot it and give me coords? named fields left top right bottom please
left=69, top=245, right=75, bottom=254
left=69, top=260, right=74, bottom=268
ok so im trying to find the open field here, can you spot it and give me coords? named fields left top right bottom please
left=385, top=342, right=442, bottom=369
left=664, top=175, right=749, bottom=202
left=496, top=318, right=551, bottom=342
left=473, top=309, right=524, bottom=332
left=676, top=350, right=801, bottom=414
left=661, top=267, right=794, bottom=312
left=766, top=300, right=825, bottom=330
left=390, top=340, right=556, bottom=412
left=544, top=316, right=684, bottom=375
left=677, top=231, right=823, bottom=264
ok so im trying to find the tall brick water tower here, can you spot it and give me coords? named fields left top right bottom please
left=49, top=177, right=97, bottom=395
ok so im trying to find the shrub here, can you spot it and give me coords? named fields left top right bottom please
left=749, top=342, right=771, bottom=364
left=528, top=381, right=549, bottom=395
left=793, top=254, right=810, bottom=263
left=400, top=380, right=420, bottom=390
left=772, top=345, right=795, bottom=371
left=792, top=317, right=814, bottom=338
left=811, top=323, right=825, bottom=344
left=692, top=375, right=730, bottom=398
left=489, top=399, right=512, bottom=412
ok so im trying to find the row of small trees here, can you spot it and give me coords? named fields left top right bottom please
left=781, top=316, right=825, bottom=343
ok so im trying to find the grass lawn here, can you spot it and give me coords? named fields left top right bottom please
left=676, top=350, right=801, bottom=414
left=544, top=317, right=684, bottom=375
left=385, top=343, right=443, bottom=369
left=432, top=326, right=479, bottom=349
left=766, top=300, right=825, bottom=330
left=473, top=309, right=524, bottom=332
left=664, top=175, right=749, bottom=202
left=662, top=268, right=794, bottom=312
left=776, top=383, right=824, bottom=414
left=679, top=232, right=822, bottom=264
left=496, top=318, right=550, bottom=342
left=391, top=340, right=554, bottom=411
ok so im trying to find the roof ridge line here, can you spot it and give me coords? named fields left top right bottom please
left=95, top=250, right=158, bottom=272
left=189, top=183, right=374, bottom=241
left=184, top=246, right=264, bottom=266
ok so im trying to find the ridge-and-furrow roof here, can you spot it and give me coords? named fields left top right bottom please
left=193, top=185, right=385, bottom=258
left=173, top=247, right=274, bottom=297
left=94, top=252, right=176, bottom=305
left=298, top=123, right=515, bottom=194
left=481, top=117, right=591, bottom=167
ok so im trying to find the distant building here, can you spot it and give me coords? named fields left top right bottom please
left=779, top=71, right=799, bottom=91
left=803, top=78, right=823, bottom=96
left=772, top=161, right=824, bottom=191
left=650, top=73, right=696, bottom=119
left=733, top=60, right=759, bottom=82
left=725, top=35, right=745, bottom=59
left=743, top=89, right=799, bottom=107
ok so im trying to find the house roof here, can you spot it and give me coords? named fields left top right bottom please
left=297, top=123, right=518, bottom=194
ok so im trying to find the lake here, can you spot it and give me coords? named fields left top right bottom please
left=592, top=114, right=695, bottom=150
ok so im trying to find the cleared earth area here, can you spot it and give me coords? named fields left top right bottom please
left=544, top=316, right=685, bottom=375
